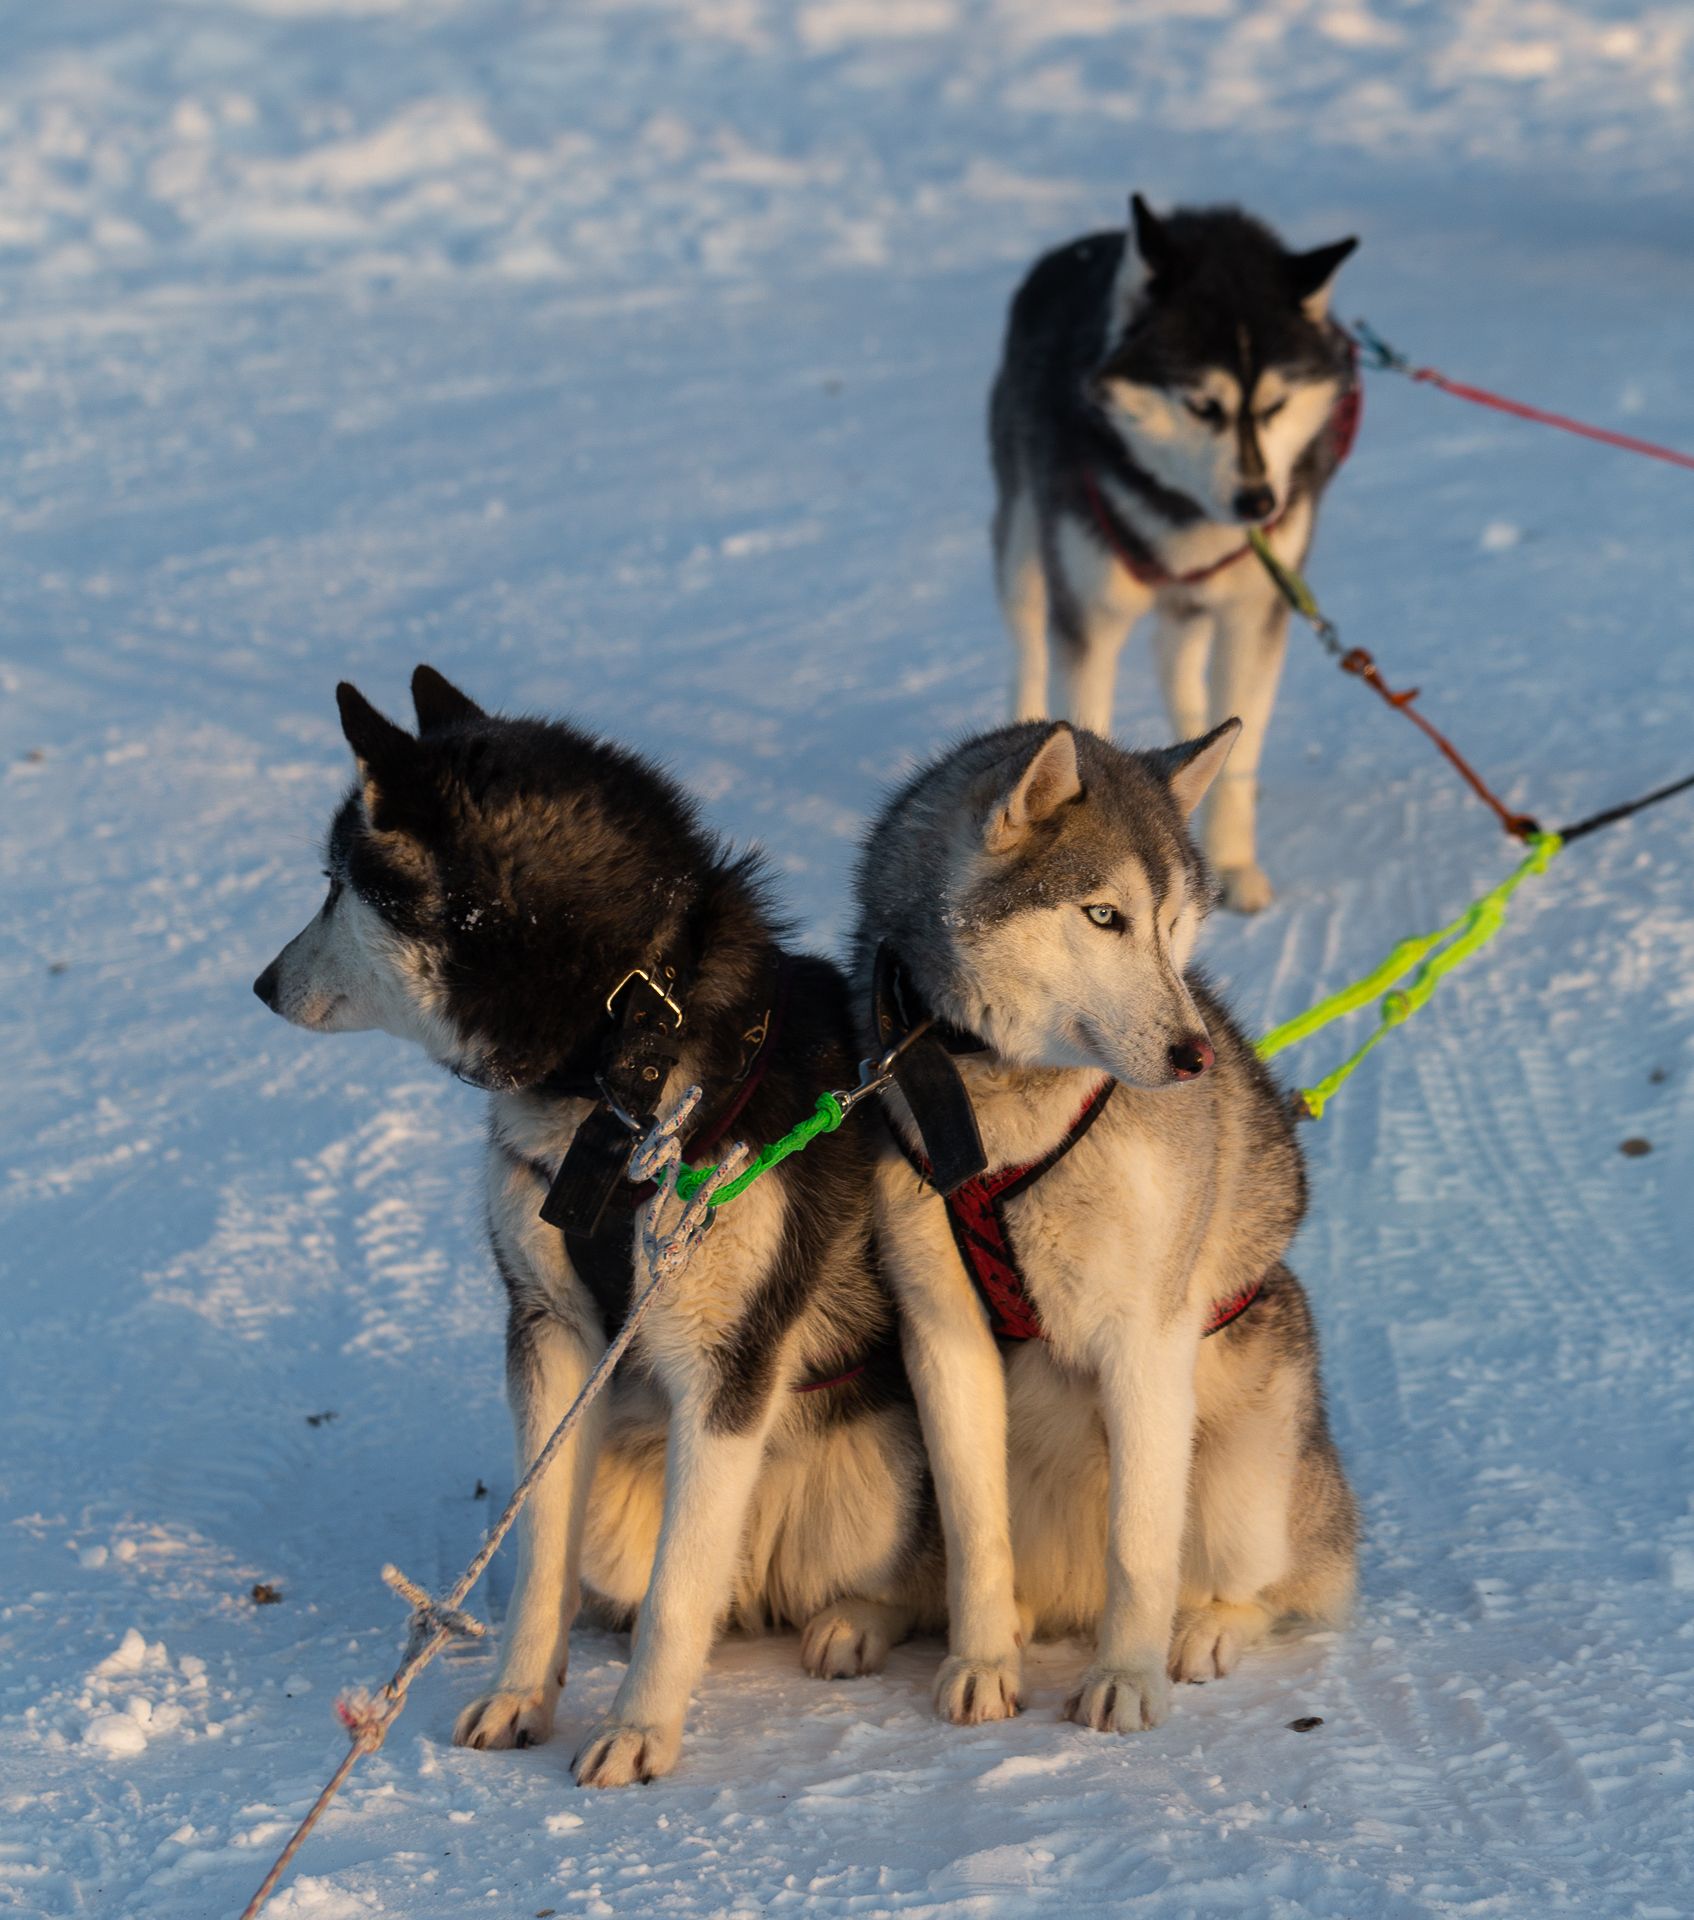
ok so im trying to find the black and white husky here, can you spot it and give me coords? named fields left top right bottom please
left=254, top=668, right=941, bottom=1786
left=853, top=719, right=1357, bottom=1733
left=990, top=195, right=1359, bottom=911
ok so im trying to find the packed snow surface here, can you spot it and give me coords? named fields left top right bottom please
left=3, top=2, right=1692, bottom=1915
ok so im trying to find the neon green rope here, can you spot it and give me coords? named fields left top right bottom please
left=1255, top=926, right=1448, bottom=1061
left=1255, top=833, right=1562, bottom=1116
left=1247, top=527, right=1324, bottom=623
left=660, top=834, right=1558, bottom=1203
left=674, top=1092, right=847, bottom=1207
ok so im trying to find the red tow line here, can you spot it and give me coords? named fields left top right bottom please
left=1349, top=318, right=1694, bottom=474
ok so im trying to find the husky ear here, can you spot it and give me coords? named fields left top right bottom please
left=1289, top=235, right=1358, bottom=321
left=411, top=664, right=484, bottom=733
left=1130, top=193, right=1178, bottom=279
left=1161, top=718, right=1241, bottom=819
left=337, top=682, right=420, bottom=825
left=987, top=724, right=1084, bottom=855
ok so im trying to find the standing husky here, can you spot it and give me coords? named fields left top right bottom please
left=852, top=719, right=1356, bottom=1732
left=254, top=668, right=942, bottom=1786
left=990, top=195, right=1359, bottom=911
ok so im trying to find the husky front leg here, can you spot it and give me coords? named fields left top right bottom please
left=572, top=1396, right=779, bottom=1786
left=455, top=1303, right=606, bottom=1750
left=882, top=1179, right=1023, bottom=1723
left=1067, top=1330, right=1198, bottom=1733
left=1203, top=589, right=1290, bottom=913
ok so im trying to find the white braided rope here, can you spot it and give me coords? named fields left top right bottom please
left=238, top=1090, right=746, bottom=1919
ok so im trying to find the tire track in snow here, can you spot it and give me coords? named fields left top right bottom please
left=1260, top=782, right=1693, bottom=1884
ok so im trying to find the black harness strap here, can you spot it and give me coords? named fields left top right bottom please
left=870, top=944, right=987, bottom=1195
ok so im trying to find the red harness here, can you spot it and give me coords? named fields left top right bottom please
left=1084, top=348, right=1363, bottom=591
left=896, top=1080, right=1263, bottom=1343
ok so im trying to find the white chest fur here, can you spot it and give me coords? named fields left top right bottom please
left=892, top=1065, right=1226, bottom=1371
left=993, top=1095, right=1217, bottom=1365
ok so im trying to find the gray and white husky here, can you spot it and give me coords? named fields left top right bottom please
left=990, top=195, right=1359, bottom=911
left=254, top=668, right=942, bottom=1786
left=853, top=718, right=1356, bottom=1732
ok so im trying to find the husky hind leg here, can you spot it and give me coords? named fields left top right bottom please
left=801, top=1597, right=917, bottom=1678
left=1152, top=603, right=1215, bottom=745
left=1050, top=518, right=1147, bottom=737
left=779, top=1405, right=937, bottom=1678
left=995, top=490, right=1052, bottom=722
left=1059, top=615, right=1135, bottom=739
left=1174, top=1268, right=1357, bottom=1683
left=1170, top=1378, right=1292, bottom=1683
left=1006, top=1350, right=1109, bottom=1640
left=1262, top=1430, right=1358, bottom=1626
left=1174, top=1435, right=1356, bottom=1684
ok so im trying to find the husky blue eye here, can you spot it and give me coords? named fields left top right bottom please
left=1084, top=904, right=1124, bottom=931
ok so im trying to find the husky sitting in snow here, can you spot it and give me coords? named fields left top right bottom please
left=990, top=195, right=1359, bottom=911
left=254, top=668, right=942, bottom=1786
left=853, top=718, right=1357, bottom=1733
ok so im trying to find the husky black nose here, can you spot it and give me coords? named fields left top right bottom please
left=1168, top=1035, right=1215, bottom=1080
left=1233, top=484, right=1275, bottom=524
left=253, top=962, right=280, bottom=1009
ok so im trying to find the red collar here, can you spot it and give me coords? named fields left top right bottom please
left=1082, top=471, right=1283, bottom=589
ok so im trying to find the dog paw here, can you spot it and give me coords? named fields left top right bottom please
left=453, top=1686, right=556, bottom=1751
left=1064, top=1662, right=1169, bottom=1733
left=572, top=1717, right=680, bottom=1788
left=801, top=1600, right=898, bottom=1678
left=934, top=1654, right=1021, bottom=1725
left=1217, top=864, right=1275, bottom=914
left=1168, top=1601, right=1270, bottom=1683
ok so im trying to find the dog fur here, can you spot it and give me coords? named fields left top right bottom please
left=990, top=195, right=1358, bottom=911
left=254, top=668, right=943, bottom=1786
left=852, top=718, right=1357, bottom=1732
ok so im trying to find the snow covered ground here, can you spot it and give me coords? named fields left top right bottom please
left=3, top=2, right=1693, bottom=1914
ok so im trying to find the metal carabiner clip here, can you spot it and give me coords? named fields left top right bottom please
left=833, top=1015, right=935, bottom=1120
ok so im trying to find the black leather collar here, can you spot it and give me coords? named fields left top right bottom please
left=536, top=946, right=787, bottom=1235
left=536, top=957, right=695, bottom=1240
left=535, top=947, right=787, bottom=1337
